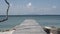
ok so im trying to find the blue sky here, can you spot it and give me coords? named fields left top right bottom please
left=0, top=0, right=60, bottom=15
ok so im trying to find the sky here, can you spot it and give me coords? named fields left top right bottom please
left=0, top=0, right=60, bottom=15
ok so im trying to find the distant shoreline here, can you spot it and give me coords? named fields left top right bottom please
left=0, top=15, right=60, bottom=17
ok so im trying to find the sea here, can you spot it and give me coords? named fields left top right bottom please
left=0, top=15, right=60, bottom=31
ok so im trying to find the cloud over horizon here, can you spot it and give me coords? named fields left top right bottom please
left=0, top=0, right=60, bottom=15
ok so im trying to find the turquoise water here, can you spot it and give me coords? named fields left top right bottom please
left=0, top=15, right=60, bottom=30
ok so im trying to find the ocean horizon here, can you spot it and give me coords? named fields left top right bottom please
left=0, top=15, right=60, bottom=31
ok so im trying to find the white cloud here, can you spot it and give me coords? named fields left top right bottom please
left=10, top=3, right=13, bottom=6
left=52, top=5, right=56, bottom=8
left=28, top=3, right=31, bottom=6
left=27, top=2, right=32, bottom=8
left=34, top=8, right=51, bottom=12
left=8, top=3, right=59, bottom=15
